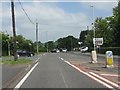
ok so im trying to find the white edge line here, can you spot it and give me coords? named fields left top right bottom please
left=89, top=72, right=119, bottom=88
left=35, top=56, right=41, bottom=62
left=63, top=60, right=114, bottom=88
left=14, top=62, right=39, bottom=89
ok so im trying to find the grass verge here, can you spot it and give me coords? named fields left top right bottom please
left=0, top=59, right=32, bottom=65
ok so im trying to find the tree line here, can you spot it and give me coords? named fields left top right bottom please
left=1, top=32, right=79, bottom=56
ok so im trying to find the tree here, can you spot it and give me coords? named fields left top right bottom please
left=113, top=1, right=120, bottom=47
left=57, top=35, right=79, bottom=51
left=79, top=30, right=89, bottom=46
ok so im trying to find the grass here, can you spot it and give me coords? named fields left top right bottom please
left=0, top=59, right=32, bottom=65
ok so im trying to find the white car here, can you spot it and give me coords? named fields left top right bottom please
left=62, top=49, right=67, bottom=53
left=81, top=46, right=88, bottom=53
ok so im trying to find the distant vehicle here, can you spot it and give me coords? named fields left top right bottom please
left=51, top=49, right=60, bottom=53
left=62, top=48, right=67, bottom=53
left=56, top=49, right=60, bottom=53
left=17, top=50, right=34, bottom=57
left=81, top=46, right=88, bottom=53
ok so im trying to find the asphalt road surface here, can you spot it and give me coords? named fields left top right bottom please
left=18, top=53, right=108, bottom=88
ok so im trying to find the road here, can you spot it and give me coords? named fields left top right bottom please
left=16, top=53, right=109, bottom=88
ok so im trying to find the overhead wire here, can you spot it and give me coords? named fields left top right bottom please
left=18, top=0, right=35, bottom=25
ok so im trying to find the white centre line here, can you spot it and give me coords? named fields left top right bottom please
left=59, top=69, right=68, bottom=88
left=14, top=62, right=39, bottom=89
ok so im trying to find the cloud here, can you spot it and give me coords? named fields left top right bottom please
left=2, top=1, right=117, bottom=43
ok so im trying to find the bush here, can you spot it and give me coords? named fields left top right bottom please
left=98, top=47, right=120, bottom=55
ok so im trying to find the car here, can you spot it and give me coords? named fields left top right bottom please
left=62, top=48, right=67, bottom=53
left=17, top=50, right=34, bottom=57
left=51, top=49, right=60, bottom=53
left=81, top=46, right=88, bottom=53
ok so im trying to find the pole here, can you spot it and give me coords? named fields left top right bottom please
left=91, top=5, right=96, bottom=51
left=36, top=19, right=38, bottom=54
left=11, top=0, right=17, bottom=60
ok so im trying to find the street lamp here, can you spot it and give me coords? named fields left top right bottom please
left=90, top=5, right=97, bottom=63
left=90, top=5, right=96, bottom=51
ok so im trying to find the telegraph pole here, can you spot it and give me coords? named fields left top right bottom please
left=11, top=0, right=17, bottom=61
left=36, top=19, right=39, bottom=54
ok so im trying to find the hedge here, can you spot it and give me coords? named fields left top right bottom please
left=98, top=47, right=120, bottom=55
left=88, top=47, right=120, bottom=55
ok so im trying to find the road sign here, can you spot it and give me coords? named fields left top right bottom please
left=93, top=38, right=103, bottom=45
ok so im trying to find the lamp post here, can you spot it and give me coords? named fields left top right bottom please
left=90, top=5, right=96, bottom=51
left=90, top=5, right=97, bottom=63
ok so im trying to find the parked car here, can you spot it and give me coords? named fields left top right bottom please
left=81, top=46, right=88, bottom=53
left=62, top=48, right=67, bottom=53
left=17, top=50, right=34, bottom=57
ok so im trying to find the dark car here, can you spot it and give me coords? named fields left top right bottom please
left=17, top=50, right=34, bottom=57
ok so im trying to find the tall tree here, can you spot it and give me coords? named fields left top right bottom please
left=113, top=1, right=120, bottom=47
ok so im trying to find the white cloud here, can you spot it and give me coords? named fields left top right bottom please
left=2, top=1, right=109, bottom=42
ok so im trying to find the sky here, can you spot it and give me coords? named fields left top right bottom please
left=1, top=0, right=118, bottom=43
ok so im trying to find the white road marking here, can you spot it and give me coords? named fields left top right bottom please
left=59, top=57, right=115, bottom=89
left=59, top=69, right=68, bottom=88
left=35, top=56, right=41, bottom=63
left=100, top=74, right=119, bottom=77
left=14, top=62, right=39, bottom=89
left=89, top=72, right=119, bottom=88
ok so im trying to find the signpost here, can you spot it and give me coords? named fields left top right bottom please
left=91, top=38, right=103, bottom=63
